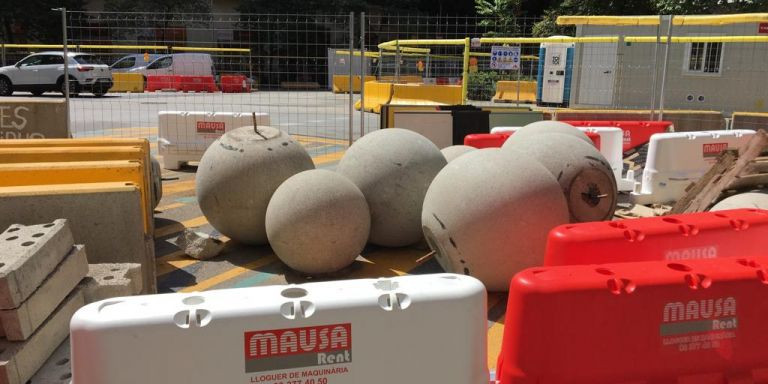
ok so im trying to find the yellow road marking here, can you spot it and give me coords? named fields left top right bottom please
left=313, top=151, right=345, bottom=165
left=156, top=250, right=196, bottom=275
left=292, top=134, right=348, bottom=146
left=487, top=321, right=505, bottom=371
left=154, top=215, right=208, bottom=238
left=162, top=179, right=196, bottom=195
left=179, top=256, right=277, bottom=292
left=155, top=202, right=185, bottom=212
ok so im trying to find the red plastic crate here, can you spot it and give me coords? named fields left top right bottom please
left=563, top=120, right=672, bottom=152
left=544, top=209, right=768, bottom=266
left=464, top=131, right=601, bottom=149
left=497, top=256, right=768, bottom=384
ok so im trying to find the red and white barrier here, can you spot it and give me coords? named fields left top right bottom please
left=544, top=209, right=768, bottom=266
left=220, top=75, right=251, bottom=93
left=497, top=256, right=768, bottom=383
left=70, top=274, right=488, bottom=384
left=178, top=76, right=218, bottom=93
left=631, top=130, right=755, bottom=205
left=158, top=111, right=270, bottom=169
left=563, top=120, right=673, bottom=152
left=146, top=75, right=181, bottom=92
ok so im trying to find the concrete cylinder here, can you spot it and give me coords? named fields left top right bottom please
left=503, top=133, right=617, bottom=223
left=266, top=170, right=370, bottom=274
left=196, top=126, right=314, bottom=245
left=421, top=148, right=569, bottom=291
left=710, top=191, right=768, bottom=211
left=337, top=128, right=447, bottom=247
left=505, top=120, right=592, bottom=146
left=441, top=145, right=477, bottom=163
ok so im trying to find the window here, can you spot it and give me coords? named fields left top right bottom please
left=685, top=42, right=723, bottom=74
left=74, top=55, right=104, bottom=65
left=17, top=55, right=45, bottom=67
left=148, top=56, right=172, bottom=69
left=39, top=55, right=64, bottom=65
left=111, top=57, right=136, bottom=69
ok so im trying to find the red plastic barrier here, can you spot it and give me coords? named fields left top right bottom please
left=464, top=131, right=601, bottom=149
left=497, top=256, right=768, bottom=384
left=563, top=120, right=672, bottom=152
left=145, top=75, right=181, bottom=92
left=544, top=209, right=768, bottom=267
left=220, top=74, right=250, bottom=93
left=178, top=75, right=218, bottom=93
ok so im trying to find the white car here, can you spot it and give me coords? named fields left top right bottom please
left=0, top=52, right=113, bottom=97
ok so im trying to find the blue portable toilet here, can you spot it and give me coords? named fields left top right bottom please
left=536, top=37, right=575, bottom=108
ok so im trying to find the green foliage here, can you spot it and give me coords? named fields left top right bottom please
left=467, top=70, right=500, bottom=101
left=104, top=0, right=211, bottom=13
left=475, top=0, right=523, bottom=36
left=655, top=0, right=768, bottom=14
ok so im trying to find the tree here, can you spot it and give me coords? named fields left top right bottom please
left=475, top=0, right=523, bottom=36
left=655, top=0, right=768, bottom=14
left=104, top=0, right=211, bottom=13
left=532, top=0, right=656, bottom=37
left=0, top=0, right=87, bottom=43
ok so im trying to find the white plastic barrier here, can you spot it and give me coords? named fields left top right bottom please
left=70, top=274, right=488, bottom=384
left=492, top=126, right=632, bottom=191
left=159, top=111, right=270, bottom=170
left=630, top=130, right=755, bottom=205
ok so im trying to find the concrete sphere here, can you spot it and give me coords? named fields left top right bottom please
left=710, top=191, right=768, bottom=211
left=505, top=120, right=592, bottom=146
left=503, top=133, right=617, bottom=223
left=196, top=126, right=314, bottom=245
left=266, top=170, right=370, bottom=274
left=422, top=148, right=569, bottom=291
left=337, top=128, right=447, bottom=247
left=441, top=145, right=477, bottom=163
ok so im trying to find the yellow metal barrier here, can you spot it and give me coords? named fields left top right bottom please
left=109, top=73, right=145, bottom=93
left=332, top=75, right=376, bottom=93
left=389, top=84, right=463, bottom=106
left=378, top=76, right=423, bottom=83
left=492, top=81, right=537, bottom=103
left=354, top=81, right=393, bottom=113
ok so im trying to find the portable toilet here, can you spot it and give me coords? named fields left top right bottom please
left=536, top=37, right=575, bottom=108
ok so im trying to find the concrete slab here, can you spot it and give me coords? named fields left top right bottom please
left=0, top=219, right=74, bottom=309
left=28, top=338, right=70, bottom=384
left=0, top=245, right=88, bottom=340
left=0, top=99, right=68, bottom=140
left=0, top=182, right=155, bottom=294
left=0, top=288, right=84, bottom=384
left=80, top=262, right=142, bottom=303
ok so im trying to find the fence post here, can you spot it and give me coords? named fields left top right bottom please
left=348, top=12, right=354, bottom=146
left=53, top=7, right=71, bottom=136
left=1, top=45, right=5, bottom=67
left=360, top=12, right=366, bottom=138
left=658, top=15, right=674, bottom=122
left=649, top=16, right=662, bottom=120
left=462, top=37, right=470, bottom=104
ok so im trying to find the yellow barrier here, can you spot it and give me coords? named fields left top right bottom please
left=389, top=84, right=462, bottom=106
left=109, top=73, right=145, bottom=93
left=492, top=81, right=537, bottom=103
left=332, top=75, right=376, bottom=93
left=378, top=76, right=423, bottom=84
left=354, top=81, right=393, bottom=113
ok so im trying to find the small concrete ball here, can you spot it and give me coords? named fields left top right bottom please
left=441, top=145, right=477, bottom=163
left=421, top=148, right=569, bottom=291
left=337, top=128, right=447, bottom=247
left=710, top=191, right=768, bottom=211
left=196, top=126, right=314, bottom=245
left=266, top=170, right=370, bottom=274
left=504, top=120, right=592, bottom=146
left=503, top=132, right=617, bottom=223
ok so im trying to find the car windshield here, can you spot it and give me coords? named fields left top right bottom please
left=73, top=55, right=104, bottom=65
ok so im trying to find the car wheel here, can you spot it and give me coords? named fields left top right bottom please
left=31, top=89, right=44, bottom=97
left=60, top=79, right=79, bottom=97
left=0, top=77, right=13, bottom=96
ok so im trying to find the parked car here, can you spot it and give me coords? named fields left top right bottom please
left=0, top=52, right=113, bottom=97
left=128, top=53, right=216, bottom=78
left=110, top=53, right=162, bottom=73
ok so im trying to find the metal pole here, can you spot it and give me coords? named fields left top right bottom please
left=348, top=12, right=354, bottom=146
left=516, top=45, right=521, bottom=107
left=461, top=37, right=470, bottom=104
left=658, top=15, right=674, bottom=122
left=53, top=8, right=71, bottom=136
left=1, top=45, right=5, bottom=67
left=394, top=40, right=400, bottom=83
left=649, top=17, right=662, bottom=120
left=360, top=12, right=366, bottom=138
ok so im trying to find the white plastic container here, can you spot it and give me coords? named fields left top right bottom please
left=70, top=274, right=488, bottom=384
left=492, top=126, right=632, bottom=191
left=630, top=130, right=755, bottom=205
left=158, top=111, right=270, bottom=169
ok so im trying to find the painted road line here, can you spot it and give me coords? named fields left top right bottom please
left=154, top=215, right=208, bottom=238
left=486, top=321, right=505, bottom=371
left=179, top=256, right=277, bottom=293
left=155, top=202, right=186, bottom=212
left=162, top=179, right=196, bottom=195
left=155, top=250, right=197, bottom=276
left=292, top=134, right=348, bottom=146
left=313, top=151, right=345, bottom=166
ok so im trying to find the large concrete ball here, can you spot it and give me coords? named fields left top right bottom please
left=422, top=148, right=569, bottom=291
left=266, top=170, right=370, bottom=274
left=504, top=120, right=592, bottom=146
left=441, top=145, right=477, bottom=163
left=503, top=133, right=617, bottom=223
left=710, top=191, right=768, bottom=211
left=337, top=128, right=447, bottom=247
left=196, top=126, right=314, bottom=245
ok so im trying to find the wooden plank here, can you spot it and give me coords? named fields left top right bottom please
left=728, top=173, right=768, bottom=190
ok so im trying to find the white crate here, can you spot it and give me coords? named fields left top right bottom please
left=70, top=274, right=488, bottom=384
left=630, top=130, right=755, bottom=205
left=158, top=111, right=270, bottom=170
left=491, top=126, right=632, bottom=191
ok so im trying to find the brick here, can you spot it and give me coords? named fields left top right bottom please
left=0, top=245, right=87, bottom=340
left=79, top=263, right=142, bottom=304
left=28, top=338, right=70, bottom=384
left=0, top=220, right=74, bottom=309
left=0, top=288, right=84, bottom=384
